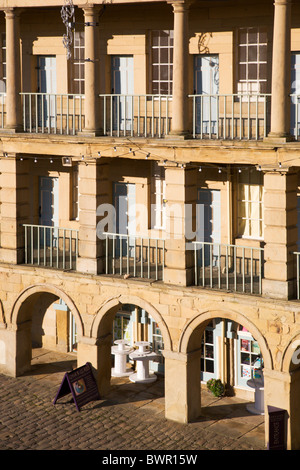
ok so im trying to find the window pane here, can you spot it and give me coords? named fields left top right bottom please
left=160, top=65, right=169, bottom=81
left=160, top=31, right=169, bottom=46
left=248, top=45, right=258, bottom=62
left=152, top=48, right=159, bottom=63
left=239, top=64, right=247, bottom=80
left=248, top=29, right=258, bottom=44
left=239, top=45, right=247, bottom=62
left=259, top=63, right=267, bottom=80
left=259, top=45, right=267, bottom=62
left=248, top=63, right=258, bottom=80
left=160, top=48, right=169, bottom=64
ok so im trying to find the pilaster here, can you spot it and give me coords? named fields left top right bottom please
left=163, top=165, right=197, bottom=286
left=0, top=156, right=29, bottom=264
left=262, top=170, right=298, bottom=299
left=4, top=8, right=22, bottom=133
left=76, top=159, right=108, bottom=275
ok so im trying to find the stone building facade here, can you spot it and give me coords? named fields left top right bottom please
left=0, top=0, right=300, bottom=449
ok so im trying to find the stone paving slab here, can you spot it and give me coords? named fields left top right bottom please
left=0, top=349, right=266, bottom=451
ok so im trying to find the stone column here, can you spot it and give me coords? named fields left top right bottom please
left=262, top=170, right=298, bottom=300
left=267, top=0, right=292, bottom=142
left=169, top=0, right=190, bottom=137
left=4, top=8, right=22, bottom=132
left=163, top=165, right=197, bottom=286
left=164, top=349, right=201, bottom=423
left=0, top=156, right=29, bottom=264
left=263, top=368, right=300, bottom=450
left=80, top=6, right=102, bottom=136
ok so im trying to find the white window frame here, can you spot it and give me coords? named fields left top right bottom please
left=151, top=30, right=173, bottom=96
left=237, top=170, right=264, bottom=240
left=71, top=31, right=85, bottom=95
left=151, top=162, right=166, bottom=230
left=235, top=328, right=262, bottom=389
left=0, top=32, right=6, bottom=90
left=71, top=163, right=79, bottom=221
left=237, top=27, right=268, bottom=96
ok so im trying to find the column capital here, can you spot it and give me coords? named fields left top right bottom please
left=273, top=0, right=292, bottom=5
left=80, top=4, right=103, bottom=16
left=2, top=7, right=22, bottom=19
left=167, top=0, right=193, bottom=12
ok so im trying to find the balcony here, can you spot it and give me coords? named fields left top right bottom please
left=23, top=224, right=79, bottom=270
left=0, top=92, right=298, bottom=141
left=193, top=241, right=264, bottom=296
left=102, top=232, right=165, bottom=281
left=20, top=225, right=300, bottom=301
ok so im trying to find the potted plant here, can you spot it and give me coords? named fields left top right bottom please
left=206, top=378, right=225, bottom=397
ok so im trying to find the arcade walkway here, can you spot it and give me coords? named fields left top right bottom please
left=0, top=348, right=265, bottom=450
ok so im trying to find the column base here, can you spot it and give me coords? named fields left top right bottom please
left=163, top=267, right=193, bottom=286
left=76, top=257, right=102, bottom=275
left=262, top=278, right=295, bottom=300
left=2, top=125, right=23, bottom=134
left=78, top=129, right=104, bottom=138
left=264, top=132, right=294, bottom=144
left=165, top=131, right=191, bottom=140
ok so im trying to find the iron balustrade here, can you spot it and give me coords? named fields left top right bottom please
left=189, top=93, right=271, bottom=140
left=291, top=94, right=300, bottom=140
left=23, top=224, right=79, bottom=270
left=103, top=232, right=165, bottom=281
left=0, top=93, right=5, bottom=128
left=193, top=241, right=264, bottom=295
left=293, top=251, right=300, bottom=299
left=21, top=93, right=85, bottom=135
left=99, top=94, right=172, bottom=138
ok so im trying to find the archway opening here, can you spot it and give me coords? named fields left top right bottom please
left=93, top=299, right=167, bottom=401
left=14, top=290, right=80, bottom=376
left=182, top=315, right=267, bottom=432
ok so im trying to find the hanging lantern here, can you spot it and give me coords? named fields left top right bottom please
left=61, top=0, right=75, bottom=60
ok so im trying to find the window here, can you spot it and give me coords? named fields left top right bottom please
left=71, top=163, right=79, bottom=220
left=237, top=170, right=263, bottom=239
left=236, top=326, right=262, bottom=388
left=0, top=32, right=6, bottom=91
left=151, top=30, right=173, bottom=95
left=201, top=322, right=216, bottom=381
left=151, top=162, right=166, bottom=229
left=71, top=31, right=85, bottom=94
left=237, top=27, right=268, bottom=94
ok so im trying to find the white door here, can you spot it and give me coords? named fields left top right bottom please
left=111, top=56, right=134, bottom=132
left=39, top=176, right=59, bottom=245
left=197, top=189, right=221, bottom=266
left=291, top=52, right=300, bottom=139
left=113, top=182, right=136, bottom=256
left=37, top=56, right=57, bottom=129
left=194, top=55, right=219, bottom=135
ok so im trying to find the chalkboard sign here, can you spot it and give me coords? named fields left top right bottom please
left=268, top=406, right=287, bottom=450
left=53, top=362, right=100, bottom=411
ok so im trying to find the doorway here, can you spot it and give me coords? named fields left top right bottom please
left=194, top=54, right=219, bottom=135
left=37, top=55, right=57, bottom=129
left=111, top=55, right=134, bottom=132
left=39, top=176, right=59, bottom=245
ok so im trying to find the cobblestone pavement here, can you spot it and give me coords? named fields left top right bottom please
left=0, top=348, right=265, bottom=452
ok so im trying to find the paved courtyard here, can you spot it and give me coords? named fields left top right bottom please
left=0, top=348, right=265, bottom=451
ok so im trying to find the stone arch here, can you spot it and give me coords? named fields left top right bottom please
left=10, top=283, right=84, bottom=337
left=281, top=331, right=300, bottom=373
left=91, top=294, right=172, bottom=351
left=179, top=308, right=273, bottom=370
